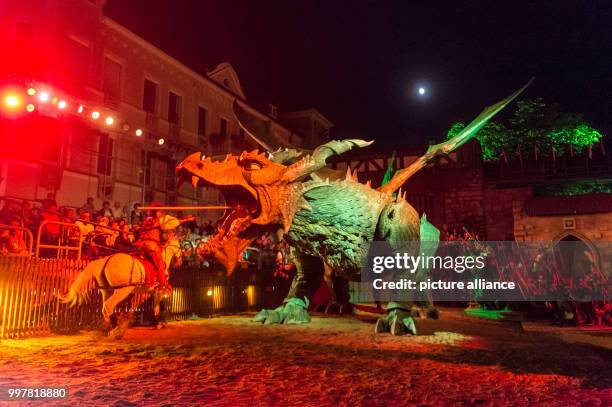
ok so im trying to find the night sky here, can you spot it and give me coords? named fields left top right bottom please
left=105, top=0, right=611, bottom=147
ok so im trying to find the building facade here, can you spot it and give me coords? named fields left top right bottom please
left=0, top=0, right=332, bottom=220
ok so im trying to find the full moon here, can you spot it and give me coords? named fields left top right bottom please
left=418, top=87, right=426, bottom=95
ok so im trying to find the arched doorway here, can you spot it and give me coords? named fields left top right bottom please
left=554, top=233, right=596, bottom=281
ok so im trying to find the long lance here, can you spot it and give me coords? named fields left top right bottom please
left=137, top=205, right=231, bottom=211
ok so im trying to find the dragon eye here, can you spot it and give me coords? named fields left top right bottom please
left=242, top=160, right=262, bottom=170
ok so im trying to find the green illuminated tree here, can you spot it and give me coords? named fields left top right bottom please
left=446, top=98, right=604, bottom=161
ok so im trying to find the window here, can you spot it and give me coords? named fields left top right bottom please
left=220, top=118, right=228, bottom=137
left=143, top=79, right=157, bottom=114
left=197, top=106, right=207, bottom=137
left=97, top=133, right=114, bottom=176
left=166, top=160, right=176, bottom=191
left=65, top=38, right=89, bottom=83
left=140, top=150, right=152, bottom=186
left=103, top=57, right=122, bottom=99
left=15, top=22, right=33, bottom=45
left=168, top=91, right=181, bottom=124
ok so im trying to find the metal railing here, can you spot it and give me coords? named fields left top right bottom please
left=35, top=221, right=82, bottom=260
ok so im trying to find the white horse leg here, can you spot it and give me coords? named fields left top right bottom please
left=102, top=286, right=134, bottom=339
left=103, top=286, right=134, bottom=317
left=100, top=289, right=114, bottom=333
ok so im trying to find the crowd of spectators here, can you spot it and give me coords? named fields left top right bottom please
left=0, top=195, right=217, bottom=260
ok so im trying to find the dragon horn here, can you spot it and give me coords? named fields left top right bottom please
left=283, top=139, right=373, bottom=182
left=378, top=78, right=533, bottom=194
left=269, top=148, right=305, bottom=164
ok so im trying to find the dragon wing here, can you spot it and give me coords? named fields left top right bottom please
left=378, top=78, right=534, bottom=194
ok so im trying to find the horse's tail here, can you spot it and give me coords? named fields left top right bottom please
left=59, top=258, right=105, bottom=307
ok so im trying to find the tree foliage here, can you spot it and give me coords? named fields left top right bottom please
left=446, top=98, right=604, bottom=161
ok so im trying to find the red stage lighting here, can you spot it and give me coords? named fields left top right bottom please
left=91, top=111, right=100, bottom=120
left=38, top=92, right=49, bottom=102
left=58, top=100, right=67, bottom=109
left=27, top=87, right=36, bottom=96
left=105, top=116, right=114, bottom=126
left=158, top=138, right=165, bottom=145
left=135, top=129, right=143, bottom=137
left=26, top=104, right=35, bottom=112
left=77, top=105, right=84, bottom=114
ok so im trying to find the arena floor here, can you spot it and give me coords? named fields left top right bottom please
left=0, top=311, right=610, bottom=406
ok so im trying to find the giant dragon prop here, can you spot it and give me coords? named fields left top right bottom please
left=177, top=80, right=531, bottom=335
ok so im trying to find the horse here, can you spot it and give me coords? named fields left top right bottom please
left=60, top=239, right=183, bottom=337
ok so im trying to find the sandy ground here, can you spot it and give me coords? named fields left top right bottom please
left=0, top=310, right=611, bottom=406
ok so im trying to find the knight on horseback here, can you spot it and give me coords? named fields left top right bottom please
left=134, top=203, right=194, bottom=293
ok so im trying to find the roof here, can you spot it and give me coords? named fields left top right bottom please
left=524, top=193, right=612, bottom=216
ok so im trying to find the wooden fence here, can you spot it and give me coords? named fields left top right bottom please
left=0, top=256, right=263, bottom=339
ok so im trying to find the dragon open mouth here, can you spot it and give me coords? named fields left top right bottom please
left=178, top=170, right=260, bottom=254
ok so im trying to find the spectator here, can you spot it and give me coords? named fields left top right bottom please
left=204, top=219, right=215, bottom=235
left=107, top=220, right=120, bottom=247
left=82, top=197, right=95, bottom=214
left=188, top=227, right=202, bottom=244
left=94, top=216, right=112, bottom=246
left=62, top=208, right=77, bottom=223
left=0, top=200, right=20, bottom=224
left=112, top=201, right=128, bottom=220
left=20, top=200, right=37, bottom=229
left=40, top=204, right=61, bottom=242
left=131, top=203, right=144, bottom=226
left=98, top=201, right=113, bottom=218
left=42, top=192, right=57, bottom=209
left=74, top=211, right=94, bottom=240
left=38, top=204, right=61, bottom=257
left=114, top=224, right=134, bottom=250
left=256, top=231, right=273, bottom=249
left=118, top=218, right=127, bottom=229
left=1, top=219, right=29, bottom=255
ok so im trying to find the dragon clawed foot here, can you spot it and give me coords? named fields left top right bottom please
left=375, top=308, right=417, bottom=336
left=375, top=305, right=439, bottom=336
left=254, top=297, right=311, bottom=325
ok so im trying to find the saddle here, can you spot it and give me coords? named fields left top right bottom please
left=130, top=254, right=159, bottom=286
